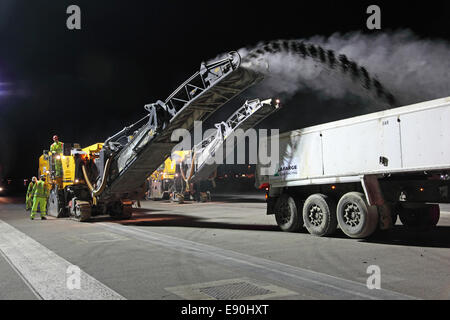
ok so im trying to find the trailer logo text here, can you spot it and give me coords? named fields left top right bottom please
left=274, top=164, right=297, bottom=177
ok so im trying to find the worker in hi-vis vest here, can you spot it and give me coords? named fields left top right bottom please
left=30, top=175, right=49, bottom=220
left=50, top=135, right=64, bottom=179
left=25, top=176, right=37, bottom=211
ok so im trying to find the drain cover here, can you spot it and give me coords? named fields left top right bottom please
left=165, top=278, right=297, bottom=300
left=200, top=282, right=274, bottom=300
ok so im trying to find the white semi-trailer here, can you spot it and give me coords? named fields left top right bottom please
left=256, top=97, right=450, bottom=238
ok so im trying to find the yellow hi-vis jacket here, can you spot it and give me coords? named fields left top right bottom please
left=27, top=182, right=35, bottom=197
left=32, top=180, right=49, bottom=199
left=50, top=141, right=63, bottom=154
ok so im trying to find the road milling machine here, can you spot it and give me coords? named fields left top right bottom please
left=148, top=98, right=281, bottom=201
left=147, top=150, right=190, bottom=200
left=38, top=52, right=263, bottom=221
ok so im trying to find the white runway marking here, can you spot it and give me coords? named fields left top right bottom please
left=0, top=220, right=125, bottom=300
left=100, top=222, right=418, bottom=300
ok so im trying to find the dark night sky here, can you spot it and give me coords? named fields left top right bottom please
left=0, top=0, right=449, bottom=179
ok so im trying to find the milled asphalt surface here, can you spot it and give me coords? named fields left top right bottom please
left=0, top=194, right=449, bottom=300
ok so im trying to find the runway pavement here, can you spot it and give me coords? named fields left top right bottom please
left=0, top=194, right=449, bottom=300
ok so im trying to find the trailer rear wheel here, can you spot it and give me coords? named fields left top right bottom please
left=428, top=204, right=440, bottom=226
left=398, top=203, right=440, bottom=228
left=303, top=194, right=337, bottom=237
left=274, top=194, right=302, bottom=232
left=337, top=192, right=378, bottom=238
left=391, top=209, right=398, bottom=225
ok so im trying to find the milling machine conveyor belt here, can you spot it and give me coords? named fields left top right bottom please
left=102, top=52, right=263, bottom=196
left=187, top=98, right=280, bottom=183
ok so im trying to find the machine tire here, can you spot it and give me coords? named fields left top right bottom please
left=398, top=203, right=440, bottom=228
left=48, top=188, right=65, bottom=218
left=109, top=200, right=133, bottom=220
left=337, top=192, right=378, bottom=239
left=73, top=200, right=91, bottom=222
left=303, top=194, right=338, bottom=237
left=121, top=205, right=132, bottom=219
left=274, top=194, right=302, bottom=232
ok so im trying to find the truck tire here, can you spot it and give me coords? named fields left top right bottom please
left=428, top=204, right=440, bottom=226
left=391, top=209, right=398, bottom=226
left=337, top=192, right=378, bottom=239
left=302, top=194, right=337, bottom=237
left=274, top=194, right=302, bottom=232
left=398, top=203, right=440, bottom=228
